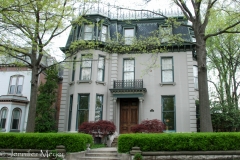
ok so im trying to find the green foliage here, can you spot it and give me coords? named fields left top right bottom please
left=0, top=133, right=93, bottom=152
left=90, top=143, right=105, bottom=149
left=35, top=67, right=59, bottom=132
left=133, top=153, right=143, bottom=160
left=118, top=133, right=240, bottom=153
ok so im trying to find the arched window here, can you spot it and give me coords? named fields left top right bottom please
left=11, top=108, right=21, bottom=130
left=0, top=107, right=8, bottom=129
left=8, top=75, right=24, bottom=94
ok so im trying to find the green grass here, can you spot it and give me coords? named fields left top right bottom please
left=90, top=143, right=106, bottom=149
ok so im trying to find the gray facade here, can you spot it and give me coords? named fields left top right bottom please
left=58, top=12, right=199, bottom=133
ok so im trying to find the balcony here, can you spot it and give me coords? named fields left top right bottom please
left=110, top=79, right=147, bottom=98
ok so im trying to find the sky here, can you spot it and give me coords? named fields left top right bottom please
left=49, top=0, right=180, bottom=61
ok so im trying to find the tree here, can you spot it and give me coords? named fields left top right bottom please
left=156, top=0, right=240, bottom=132
left=207, top=11, right=240, bottom=131
left=35, top=67, right=59, bottom=132
left=0, top=0, right=90, bottom=132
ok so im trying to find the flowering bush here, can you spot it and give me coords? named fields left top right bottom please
left=131, top=119, right=165, bottom=133
left=79, top=120, right=116, bottom=137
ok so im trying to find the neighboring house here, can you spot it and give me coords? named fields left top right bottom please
left=58, top=5, right=199, bottom=133
left=0, top=54, right=59, bottom=132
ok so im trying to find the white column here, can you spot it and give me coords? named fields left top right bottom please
left=138, top=97, right=144, bottom=123
left=113, top=97, right=117, bottom=126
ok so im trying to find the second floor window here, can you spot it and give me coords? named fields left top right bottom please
left=84, top=25, right=93, bottom=40
left=8, top=75, right=24, bottom=94
left=123, top=59, right=135, bottom=81
left=124, top=28, right=134, bottom=45
left=161, top=57, right=174, bottom=83
left=80, top=55, right=92, bottom=80
left=193, top=66, right=198, bottom=90
left=97, top=56, right=105, bottom=81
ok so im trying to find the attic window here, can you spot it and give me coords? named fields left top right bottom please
left=124, top=28, right=135, bottom=45
left=84, top=25, right=93, bottom=40
left=159, top=25, right=172, bottom=43
left=100, top=25, right=108, bottom=42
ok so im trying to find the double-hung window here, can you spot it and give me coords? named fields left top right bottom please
left=97, top=56, right=105, bottom=81
left=68, top=95, right=73, bottom=131
left=123, top=59, right=135, bottom=88
left=76, top=94, right=89, bottom=130
left=72, top=57, right=76, bottom=81
left=124, top=28, right=134, bottom=45
left=80, top=55, right=92, bottom=80
left=101, top=25, right=108, bottom=42
left=8, top=75, right=24, bottom=94
left=83, top=25, right=93, bottom=40
left=161, top=57, right=174, bottom=83
left=193, top=66, right=198, bottom=90
left=0, top=108, right=8, bottom=129
left=95, top=95, right=103, bottom=121
left=162, top=96, right=175, bottom=132
left=11, top=108, right=21, bottom=130
left=159, top=25, right=172, bottom=43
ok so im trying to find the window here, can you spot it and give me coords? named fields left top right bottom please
left=0, top=108, right=8, bottom=129
left=161, top=57, right=174, bottom=83
left=72, top=57, right=76, bottom=81
left=68, top=95, right=73, bottom=131
left=193, top=66, right=198, bottom=89
left=80, top=55, right=92, bottom=80
left=101, top=25, right=108, bottom=42
left=95, top=95, right=103, bottom=121
left=159, top=25, right=172, bottom=43
left=97, top=56, right=105, bottom=81
left=162, top=96, right=175, bottom=132
left=8, top=75, right=24, bottom=94
left=123, top=59, right=135, bottom=80
left=124, top=28, right=134, bottom=45
left=11, top=108, right=21, bottom=130
left=83, top=25, right=93, bottom=40
left=76, top=94, right=89, bottom=130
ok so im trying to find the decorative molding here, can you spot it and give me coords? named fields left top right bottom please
left=95, top=81, right=106, bottom=86
left=77, top=80, right=92, bottom=84
left=113, top=97, right=117, bottom=103
left=159, top=82, right=176, bottom=86
left=68, top=81, right=75, bottom=85
left=138, top=97, right=144, bottom=102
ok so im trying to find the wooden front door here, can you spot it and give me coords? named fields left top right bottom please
left=120, top=99, right=139, bottom=134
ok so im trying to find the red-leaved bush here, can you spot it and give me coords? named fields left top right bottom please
left=131, top=119, right=166, bottom=133
left=79, top=120, right=116, bottom=137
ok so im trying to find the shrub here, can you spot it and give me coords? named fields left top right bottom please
left=79, top=120, right=116, bottom=137
left=131, top=119, right=165, bottom=133
left=118, top=132, right=240, bottom=153
left=0, top=133, right=93, bottom=152
left=133, top=153, right=143, bottom=160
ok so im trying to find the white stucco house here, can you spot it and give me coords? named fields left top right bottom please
left=58, top=5, right=199, bottom=133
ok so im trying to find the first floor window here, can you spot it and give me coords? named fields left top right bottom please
left=0, top=108, right=8, bottom=129
left=162, top=96, right=175, bottom=131
left=95, top=95, right=103, bottom=121
left=76, top=94, right=89, bottom=130
left=161, top=57, right=174, bottom=82
left=9, top=75, right=24, bottom=94
left=68, top=95, right=73, bottom=131
left=11, top=108, right=21, bottom=130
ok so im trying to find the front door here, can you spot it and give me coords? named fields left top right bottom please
left=120, top=98, right=138, bottom=134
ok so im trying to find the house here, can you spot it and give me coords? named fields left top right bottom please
left=58, top=4, right=199, bottom=133
left=0, top=54, right=61, bottom=132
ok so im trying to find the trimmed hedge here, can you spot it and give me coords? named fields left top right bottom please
left=118, top=133, right=240, bottom=153
left=0, top=133, right=93, bottom=152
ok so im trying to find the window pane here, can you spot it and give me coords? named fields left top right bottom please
left=0, top=119, right=6, bottom=129
left=11, top=77, right=17, bottom=85
left=125, top=29, right=134, bottom=37
left=13, top=110, right=20, bottom=119
left=85, top=25, right=93, bottom=32
left=16, top=85, right=22, bottom=94
left=162, top=58, right=172, bottom=70
left=98, top=57, right=104, bottom=69
left=97, top=69, right=103, bottom=81
left=79, top=96, right=89, bottom=109
left=9, top=86, right=15, bottom=94
left=1, top=109, right=7, bottom=118
left=12, top=109, right=20, bottom=130
left=78, top=110, right=89, bottom=126
left=82, top=57, right=92, bottom=67
left=163, top=112, right=175, bottom=130
left=81, top=68, right=91, bottom=80
left=193, top=66, right=198, bottom=77
left=162, top=71, right=173, bottom=82
left=95, top=110, right=101, bottom=121
left=96, top=96, right=103, bottom=110
left=84, top=33, right=92, bottom=40
left=163, top=96, right=175, bottom=131
left=0, top=109, right=7, bottom=129
left=124, top=72, right=134, bottom=80
left=124, top=60, right=134, bottom=71
left=163, top=97, right=174, bottom=111
left=18, top=77, right=23, bottom=85
left=102, top=26, right=107, bottom=34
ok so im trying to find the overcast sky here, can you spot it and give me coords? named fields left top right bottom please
left=49, top=0, right=179, bottom=61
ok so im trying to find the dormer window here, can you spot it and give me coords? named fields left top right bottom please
left=159, top=25, right=172, bottom=43
left=124, top=28, right=135, bottom=45
left=101, top=25, right=108, bottom=42
left=8, top=75, right=24, bottom=95
left=83, top=25, right=93, bottom=40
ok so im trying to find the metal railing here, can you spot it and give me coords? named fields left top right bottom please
left=113, top=79, right=143, bottom=89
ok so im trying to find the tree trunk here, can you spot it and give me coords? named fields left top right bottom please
left=196, top=39, right=213, bottom=132
left=26, top=66, right=39, bottom=132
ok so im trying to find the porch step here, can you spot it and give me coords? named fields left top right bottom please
left=78, top=147, right=120, bottom=160
left=111, top=137, right=118, bottom=147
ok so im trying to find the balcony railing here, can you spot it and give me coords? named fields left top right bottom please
left=113, top=79, right=143, bottom=89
